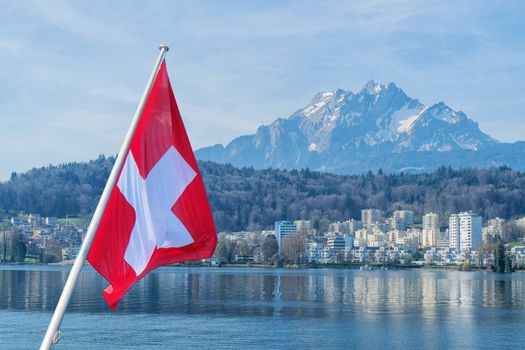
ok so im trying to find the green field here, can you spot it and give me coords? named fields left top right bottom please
left=57, top=217, right=89, bottom=227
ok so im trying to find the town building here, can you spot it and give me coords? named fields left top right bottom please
left=326, top=234, right=346, bottom=250
left=294, top=220, right=311, bottom=235
left=449, top=212, right=482, bottom=251
left=328, top=221, right=349, bottom=234
left=422, top=212, right=439, bottom=248
left=345, top=219, right=363, bottom=234
left=515, top=217, right=525, bottom=229
left=449, top=215, right=460, bottom=250
left=361, top=209, right=382, bottom=228
left=344, top=234, right=354, bottom=249
left=483, top=217, right=505, bottom=243
left=45, top=217, right=59, bottom=226
left=274, top=220, right=297, bottom=248
left=387, top=217, right=405, bottom=231
left=306, top=241, right=323, bottom=263
left=392, top=210, right=414, bottom=230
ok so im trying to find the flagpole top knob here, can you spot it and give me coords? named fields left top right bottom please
left=159, top=44, right=169, bottom=52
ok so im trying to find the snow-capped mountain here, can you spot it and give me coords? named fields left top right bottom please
left=196, top=81, right=525, bottom=173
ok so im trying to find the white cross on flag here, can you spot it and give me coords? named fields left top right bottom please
left=87, top=61, right=217, bottom=310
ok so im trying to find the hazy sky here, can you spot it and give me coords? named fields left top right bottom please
left=1, top=0, right=524, bottom=180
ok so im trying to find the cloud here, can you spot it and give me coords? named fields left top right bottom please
left=0, top=0, right=524, bottom=180
left=22, top=0, right=138, bottom=46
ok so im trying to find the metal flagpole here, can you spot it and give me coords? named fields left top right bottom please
left=40, top=44, right=169, bottom=350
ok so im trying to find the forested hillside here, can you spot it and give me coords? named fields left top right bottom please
left=1, top=157, right=525, bottom=232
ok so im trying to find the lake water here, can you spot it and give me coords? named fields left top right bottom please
left=1, top=266, right=525, bottom=349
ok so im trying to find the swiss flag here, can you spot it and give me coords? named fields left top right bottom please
left=87, top=60, right=217, bottom=310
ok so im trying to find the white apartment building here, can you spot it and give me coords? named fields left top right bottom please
left=449, top=212, right=482, bottom=251
left=449, top=215, right=460, bottom=250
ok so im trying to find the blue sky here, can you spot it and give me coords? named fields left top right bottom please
left=1, top=0, right=524, bottom=179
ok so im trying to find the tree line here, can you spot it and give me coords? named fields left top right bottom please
left=2, top=157, right=525, bottom=232
left=0, top=224, right=27, bottom=262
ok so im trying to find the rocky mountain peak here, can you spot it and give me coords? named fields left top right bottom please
left=196, top=81, right=507, bottom=174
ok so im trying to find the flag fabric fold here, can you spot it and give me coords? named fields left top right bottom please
left=86, top=60, right=217, bottom=310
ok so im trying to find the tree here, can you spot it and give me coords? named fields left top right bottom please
left=43, top=252, right=60, bottom=263
left=502, top=222, right=525, bottom=242
left=459, top=261, right=471, bottom=271
left=261, top=235, right=279, bottom=263
left=476, top=243, right=495, bottom=269
left=9, top=232, right=27, bottom=262
left=494, top=243, right=506, bottom=273
left=6, top=158, right=525, bottom=235
left=402, top=254, right=413, bottom=266
left=505, top=254, right=513, bottom=273
left=281, top=233, right=306, bottom=265
left=215, top=235, right=237, bottom=263
left=1, top=230, right=7, bottom=262
left=0, top=225, right=26, bottom=263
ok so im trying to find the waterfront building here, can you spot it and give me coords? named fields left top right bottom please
left=306, top=241, right=323, bottom=263
left=327, top=234, right=346, bottom=250
left=344, top=234, right=354, bottom=249
left=424, top=248, right=437, bottom=264
left=343, top=247, right=354, bottom=262
left=435, top=248, right=454, bottom=265
left=62, top=246, right=80, bottom=260
left=274, top=220, right=297, bottom=248
left=355, top=247, right=368, bottom=263
left=449, top=212, right=482, bottom=251
left=320, top=246, right=334, bottom=264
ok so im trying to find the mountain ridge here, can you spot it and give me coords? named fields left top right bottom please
left=196, top=81, right=518, bottom=174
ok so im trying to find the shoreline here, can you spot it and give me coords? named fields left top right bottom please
left=1, top=261, right=519, bottom=272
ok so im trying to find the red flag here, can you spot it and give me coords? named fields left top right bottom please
left=87, top=60, right=217, bottom=310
